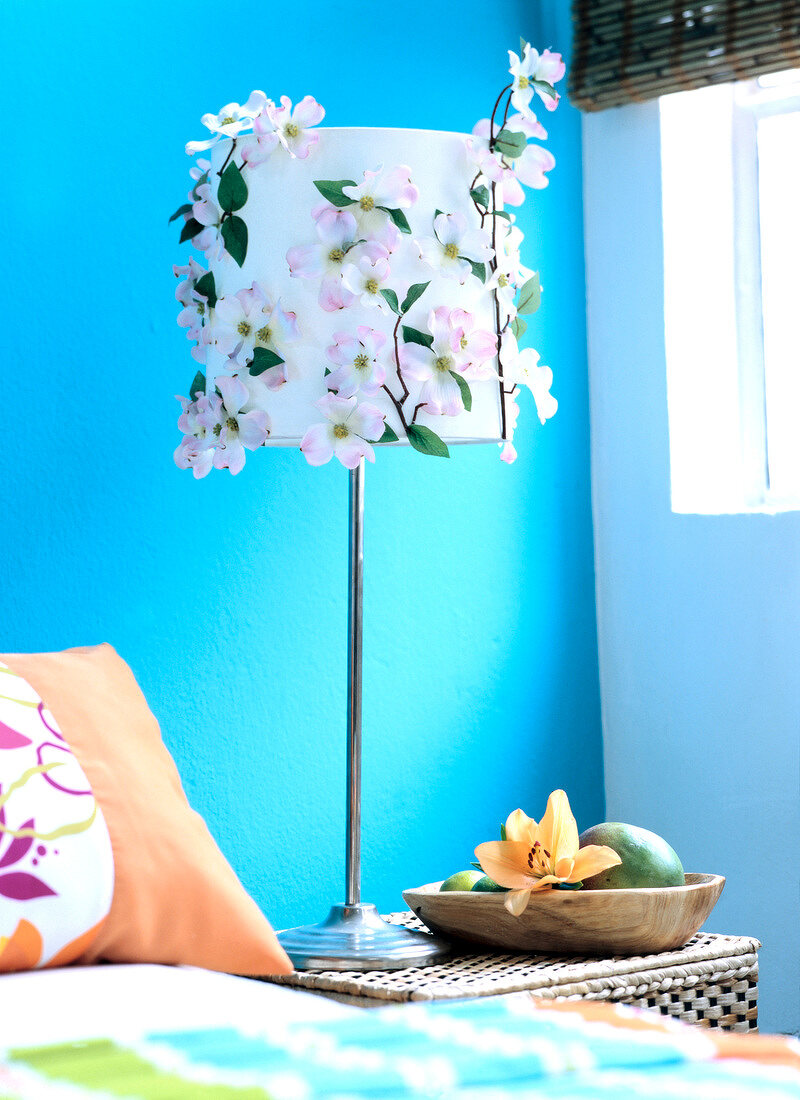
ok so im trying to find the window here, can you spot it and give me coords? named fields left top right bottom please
left=661, top=69, right=800, bottom=514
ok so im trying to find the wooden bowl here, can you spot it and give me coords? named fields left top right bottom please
left=402, top=873, right=725, bottom=956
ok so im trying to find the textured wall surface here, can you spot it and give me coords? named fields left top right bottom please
left=1, top=0, right=602, bottom=931
left=584, top=102, right=800, bottom=1035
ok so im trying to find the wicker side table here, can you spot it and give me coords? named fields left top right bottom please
left=268, top=913, right=760, bottom=1033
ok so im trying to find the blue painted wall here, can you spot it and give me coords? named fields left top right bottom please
left=1, top=1, right=602, bottom=930
left=583, top=102, right=800, bottom=1035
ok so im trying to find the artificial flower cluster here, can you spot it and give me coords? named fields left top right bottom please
left=172, top=41, right=563, bottom=476
left=475, top=790, right=621, bottom=916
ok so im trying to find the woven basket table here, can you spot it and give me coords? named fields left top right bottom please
left=268, top=912, right=760, bottom=1033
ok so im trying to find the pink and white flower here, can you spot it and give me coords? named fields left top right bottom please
left=487, top=261, right=521, bottom=323
left=469, top=116, right=553, bottom=204
left=505, top=111, right=548, bottom=142
left=212, top=284, right=300, bottom=388
left=189, top=158, right=211, bottom=184
left=399, top=307, right=478, bottom=416
left=341, top=165, right=418, bottom=242
left=186, top=91, right=269, bottom=155
left=190, top=183, right=226, bottom=262
left=190, top=324, right=214, bottom=365
left=500, top=224, right=532, bottom=286
left=240, top=110, right=281, bottom=168
left=247, top=297, right=301, bottom=389
left=497, top=114, right=555, bottom=190
left=465, top=121, right=506, bottom=186
left=325, top=327, right=387, bottom=398
left=504, top=339, right=557, bottom=424
left=174, top=260, right=214, bottom=357
left=287, top=207, right=359, bottom=311
left=300, top=393, right=385, bottom=469
left=268, top=95, right=325, bottom=159
left=174, top=393, right=216, bottom=478
left=340, top=242, right=393, bottom=310
left=211, top=284, right=269, bottom=366
left=204, top=375, right=270, bottom=475
left=174, top=258, right=209, bottom=306
left=447, top=308, right=498, bottom=380
left=415, top=212, right=494, bottom=284
left=508, top=44, right=565, bottom=115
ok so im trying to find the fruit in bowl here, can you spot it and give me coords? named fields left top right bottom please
left=579, top=822, right=685, bottom=889
left=439, top=870, right=485, bottom=892
left=408, top=790, right=723, bottom=954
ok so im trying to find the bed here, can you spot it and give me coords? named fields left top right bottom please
left=2, top=962, right=799, bottom=1098
left=2, top=650, right=798, bottom=1096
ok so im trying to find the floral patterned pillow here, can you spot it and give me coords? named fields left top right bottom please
left=0, top=662, right=113, bottom=971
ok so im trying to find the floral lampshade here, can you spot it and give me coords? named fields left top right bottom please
left=172, top=42, right=564, bottom=476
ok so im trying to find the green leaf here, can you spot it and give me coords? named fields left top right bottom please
left=193, top=271, right=217, bottom=308
left=556, top=881, right=583, bottom=890
left=221, top=215, right=248, bottom=267
left=470, top=861, right=483, bottom=871
left=401, top=325, right=433, bottom=349
left=189, top=371, right=206, bottom=399
left=450, top=370, right=472, bottom=412
left=376, top=424, right=399, bottom=444
left=519, top=35, right=527, bottom=54
left=470, top=185, right=490, bottom=209
left=250, top=346, right=284, bottom=376
left=467, top=260, right=486, bottom=283
left=510, top=315, right=528, bottom=341
left=400, top=281, right=430, bottom=314
left=379, top=206, right=411, bottom=233
left=532, top=79, right=557, bottom=103
left=217, top=161, right=248, bottom=213
left=500, top=822, right=507, bottom=841
left=313, top=179, right=357, bottom=208
left=494, top=129, right=527, bottom=158
left=169, top=202, right=192, bottom=224
left=489, top=209, right=511, bottom=221
left=517, top=272, right=541, bottom=315
left=179, top=217, right=204, bottom=244
left=407, top=424, right=450, bottom=458
left=380, top=288, right=401, bottom=315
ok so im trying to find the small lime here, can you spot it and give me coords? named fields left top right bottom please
left=439, top=870, right=484, bottom=891
left=579, top=822, right=685, bottom=889
left=471, top=875, right=507, bottom=892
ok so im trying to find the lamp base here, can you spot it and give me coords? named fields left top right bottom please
left=277, top=902, right=450, bottom=971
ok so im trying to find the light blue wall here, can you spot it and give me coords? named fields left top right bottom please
left=583, top=103, right=800, bottom=1035
left=1, top=1, right=602, bottom=931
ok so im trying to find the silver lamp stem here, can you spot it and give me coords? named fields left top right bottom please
left=345, top=459, right=364, bottom=907
left=275, top=457, right=449, bottom=970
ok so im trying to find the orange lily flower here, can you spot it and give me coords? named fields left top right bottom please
left=475, top=790, right=621, bottom=916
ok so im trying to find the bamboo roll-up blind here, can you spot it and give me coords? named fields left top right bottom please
left=569, top=1, right=800, bottom=111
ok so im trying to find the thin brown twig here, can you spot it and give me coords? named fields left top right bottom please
left=382, top=384, right=409, bottom=432
left=489, top=84, right=513, bottom=145
left=392, top=314, right=410, bottom=403
left=218, top=139, right=238, bottom=177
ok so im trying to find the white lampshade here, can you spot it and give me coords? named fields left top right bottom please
left=206, top=127, right=506, bottom=446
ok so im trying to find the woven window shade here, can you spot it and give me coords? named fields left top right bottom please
left=569, top=1, right=800, bottom=111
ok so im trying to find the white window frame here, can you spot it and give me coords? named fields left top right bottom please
left=660, top=70, right=800, bottom=514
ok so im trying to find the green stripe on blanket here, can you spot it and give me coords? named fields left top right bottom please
left=11, top=1039, right=272, bottom=1098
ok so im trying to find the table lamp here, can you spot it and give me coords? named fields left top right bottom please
left=171, top=40, right=563, bottom=969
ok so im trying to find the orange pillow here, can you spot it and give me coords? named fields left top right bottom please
left=0, top=645, right=292, bottom=977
